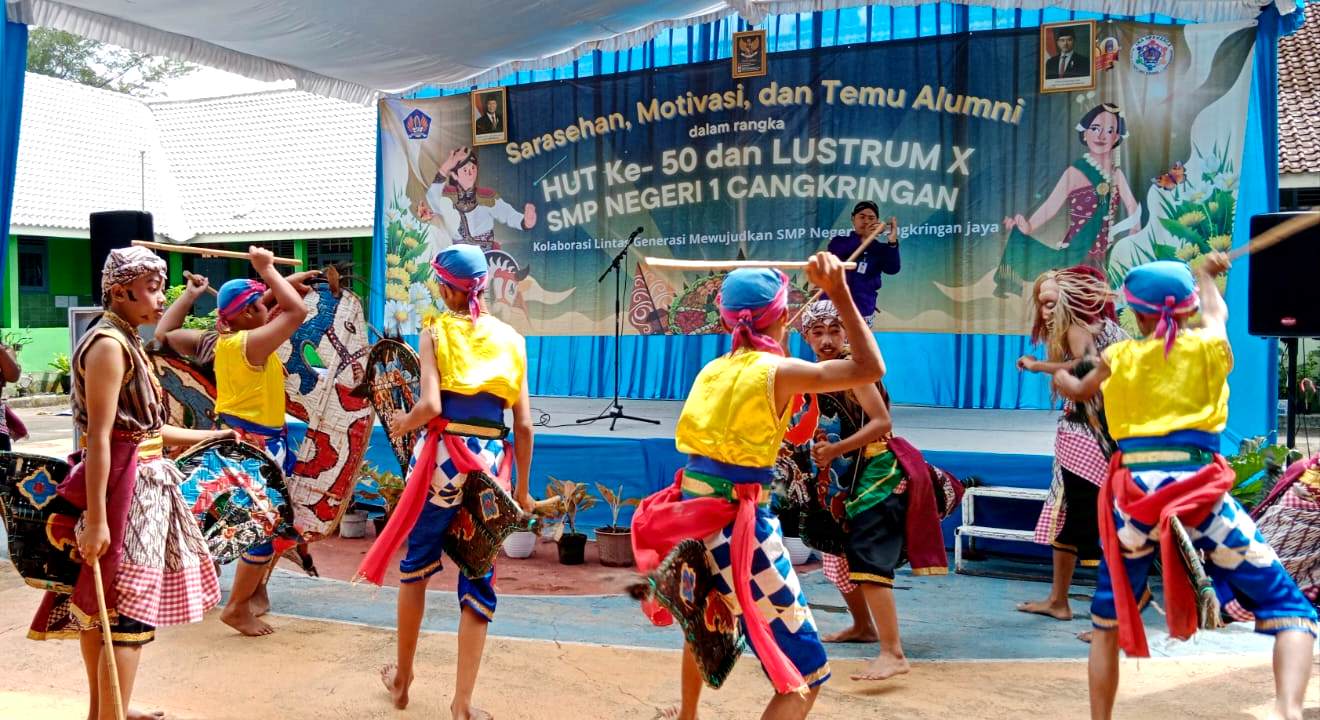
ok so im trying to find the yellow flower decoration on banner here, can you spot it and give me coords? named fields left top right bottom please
left=1208, top=235, right=1233, bottom=252
left=1176, top=244, right=1201, bottom=262
left=1178, top=211, right=1206, bottom=228
left=386, top=253, right=402, bottom=267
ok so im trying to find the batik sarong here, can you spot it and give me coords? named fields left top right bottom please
left=30, top=437, right=219, bottom=644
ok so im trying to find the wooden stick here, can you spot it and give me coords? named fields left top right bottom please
left=91, top=559, right=127, bottom=720
left=132, top=240, right=302, bottom=267
left=1227, top=212, right=1320, bottom=261
left=786, top=216, right=897, bottom=326
left=182, top=271, right=219, bottom=297
left=641, top=258, right=858, bottom=271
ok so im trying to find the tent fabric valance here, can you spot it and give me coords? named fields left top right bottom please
left=5, top=0, right=1294, bottom=104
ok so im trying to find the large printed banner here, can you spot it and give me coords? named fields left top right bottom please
left=379, top=20, right=1256, bottom=337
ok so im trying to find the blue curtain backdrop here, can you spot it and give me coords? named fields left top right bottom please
left=0, top=20, right=27, bottom=288
left=371, top=3, right=1302, bottom=445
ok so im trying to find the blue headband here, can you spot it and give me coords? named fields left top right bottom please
left=216, top=278, right=266, bottom=321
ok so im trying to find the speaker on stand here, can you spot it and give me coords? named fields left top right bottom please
left=89, top=211, right=154, bottom=298
left=1247, top=211, right=1320, bottom=449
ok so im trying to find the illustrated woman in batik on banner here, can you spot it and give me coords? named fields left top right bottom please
left=997, top=103, right=1141, bottom=296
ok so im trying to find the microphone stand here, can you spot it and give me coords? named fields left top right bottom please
left=577, top=228, right=661, bottom=431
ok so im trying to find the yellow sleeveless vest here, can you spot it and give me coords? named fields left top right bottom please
left=675, top=350, right=788, bottom=468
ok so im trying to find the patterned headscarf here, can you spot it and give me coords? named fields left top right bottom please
left=800, top=300, right=841, bottom=332
left=431, top=244, right=489, bottom=324
left=1123, top=260, right=1199, bottom=358
left=217, top=278, right=268, bottom=322
left=100, top=246, right=166, bottom=305
left=717, top=268, right=789, bottom=355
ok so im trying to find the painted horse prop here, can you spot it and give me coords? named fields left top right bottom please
left=0, top=452, right=81, bottom=592
left=349, top=337, right=421, bottom=475
left=175, top=438, right=294, bottom=564
left=149, top=270, right=373, bottom=553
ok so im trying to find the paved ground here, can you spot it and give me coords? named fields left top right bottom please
left=1, top=565, right=1314, bottom=720
left=2, top=407, right=1317, bottom=718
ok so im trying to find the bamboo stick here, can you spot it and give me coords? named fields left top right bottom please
left=132, top=240, right=302, bottom=267
left=1227, top=212, right=1320, bottom=261
left=91, top=560, right=127, bottom=720
left=640, top=258, right=857, bottom=271
left=182, top=271, right=219, bottom=297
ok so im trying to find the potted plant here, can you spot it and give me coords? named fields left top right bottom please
left=593, top=483, right=640, bottom=567
left=48, top=353, right=71, bottom=394
left=545, top=476, right=597, bottom=565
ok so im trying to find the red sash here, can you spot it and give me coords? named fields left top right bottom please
left=356, top=418, right=512, bottom=585
left=1097, top=453, right=1233, bottom=657
left=631, top=471, right=807, bottom=695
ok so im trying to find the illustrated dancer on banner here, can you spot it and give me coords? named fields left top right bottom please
left=1015, top=266, right=1127, bottom=621
left=356, top=244, right=538, bottom=719
left=29, top=247, right=229, bottom=720
left=418, top=147, right=537, bottom=252
left=825, top=201, right=900, bottom=323
left=155, top=249, right=312, bottom=637
left=632, top=254, right=884, bottom=719
left=795, top=300, right=950, bottom=682
left=997, top=104, right=1140, bottom=296
left=1054, top=255, right=1317, bottom=720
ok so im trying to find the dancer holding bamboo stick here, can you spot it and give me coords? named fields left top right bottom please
left=28, top=247, right=231, bottom=720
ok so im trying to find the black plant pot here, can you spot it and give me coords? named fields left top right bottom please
left=558, top=532, right=587, bottom=565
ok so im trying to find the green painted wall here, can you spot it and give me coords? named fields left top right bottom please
left=10, top=236, right=95, bottom=328
left=3, top=327, right=71, bottom=378
left=4, top=236, right=16, bottom=328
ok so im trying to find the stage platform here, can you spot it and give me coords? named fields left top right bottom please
left=294, top=397, right=1059, bottom=553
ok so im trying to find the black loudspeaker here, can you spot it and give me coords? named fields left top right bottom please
left=1248, top=211, right=1320, bottom=338
left=89, top=211, right=154, bottom=297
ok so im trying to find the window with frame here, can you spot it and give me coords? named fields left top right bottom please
left=17, top=238, right=47, bottom=291
left=308, top=238, right=355, bottom=270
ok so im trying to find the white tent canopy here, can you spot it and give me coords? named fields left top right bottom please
left=5, top=0, right=1292, bottom=103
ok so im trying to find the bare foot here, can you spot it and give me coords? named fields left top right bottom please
left=654, top=707, right=694, bottom=720
left=1076, top=630, right=1093, bottom=644
left=251, top=583, right=271, bottom=617
left=822, top=625, right=879, bottom=643
left=220, top=603, right=274, bottom=636
left=381, top=664, right=412, bottom=710
left=1015, top=599, right=1073, bottom=621
left=850, top=653, right=911, bottom=682
left=128, top=710, right=166, bottom=720
left=451, top=701, right=493, bottom=720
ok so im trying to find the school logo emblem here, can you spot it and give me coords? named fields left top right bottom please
left=403, top=109, right=431, bottom=139
left=1131, top=34, right=1172, bottom=74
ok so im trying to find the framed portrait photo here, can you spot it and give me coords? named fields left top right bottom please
left=731, top=30, right=767, bottom=79
left=1039, top=20, right=1096, bottom=94
left=471, top=87, right=508, bottom=146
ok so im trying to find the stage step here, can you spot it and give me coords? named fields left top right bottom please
left=954, top=486, right=1049, bottom=575
left=956, top=525, right=1036, bottom=542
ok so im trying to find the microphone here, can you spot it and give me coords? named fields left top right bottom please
left=629, top=226, right=644, bottom=241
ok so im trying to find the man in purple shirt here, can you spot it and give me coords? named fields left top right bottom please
left=826, top=201, right=901, bottom=321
